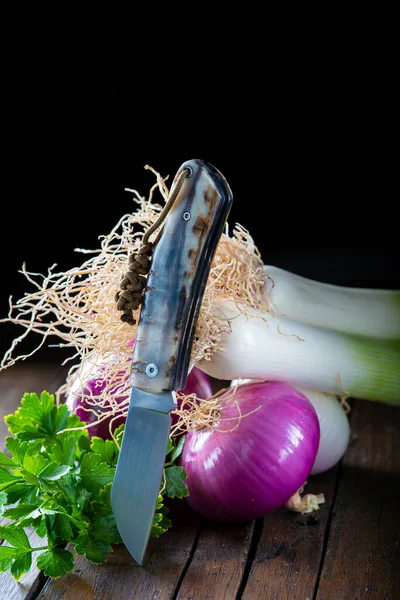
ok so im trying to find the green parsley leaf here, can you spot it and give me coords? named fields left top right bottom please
left=56, top=473, right=91, bottom=512
left=53, top=513, right=73, bottom=542
left=0, top=546, right=19, bottom=572
left=35, top=517, right=47, bottom=538
left=73, top=531, right=112, bottom=564
left=168, top=435, right=186, bottom=463
left=5, top=483, right=38, bottom=505
left=113, top=423, right=125, bottom=446
left=36, top=548, right=75, bottom=578
left=0, top=526, right=36, bottom=579
left=0, top=491, right=7, bottom=516
left=67, top=411, right=87, bottom=430
left=0, top=525, right=32, bottom=550
left=0, top=546, right=15, bottom=573
left=0, top=453, right=18, bottom=468
left=79, top=453, right=114, bottom=493
left=90, top=482, right=113, bottom=516
left=90, top=437, right=118, bottom=465
left=2, top=503, right=40, bottom=520
left=42, top=503, right=88, bottom=531
left=0, top=525, right=34, bottom=580
left=37, top=461, right=71, bottom=481
left=166, top=437, right=174, bottom=456
left=48, top=431, right=78, bottom=467
left=0, top=468, right=23, bottom=487
left=92, top=515, right=122, bottom=545
left=10, top=551, right=32, bottom=581
left=151, top=496, right=172, bottom=537
left=165, top=465, right=189, bottom=499
left=22, top=453, right=49, bottom=477
left=5, top=437, right=30, bottom=465
left=78, top=434, right=91, bottom=453
left=5, top=391, right=56, bottom=435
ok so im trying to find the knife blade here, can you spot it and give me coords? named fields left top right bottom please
left=111, top=158, right=233, bottom=564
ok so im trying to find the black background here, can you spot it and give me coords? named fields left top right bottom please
left=1, top=9, right=399, bottom=361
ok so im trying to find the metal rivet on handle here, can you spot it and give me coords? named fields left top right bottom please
left=183, top=211, right=191, bottom=221
left=146, top=363, right=159, bottom=378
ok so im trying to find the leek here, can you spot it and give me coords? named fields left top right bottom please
left=264, top=265, right=400, bottom=339
left=198, top=299, right=400, bottom=405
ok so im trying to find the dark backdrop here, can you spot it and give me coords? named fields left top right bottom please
left=1, top=21, right=399, bottom=362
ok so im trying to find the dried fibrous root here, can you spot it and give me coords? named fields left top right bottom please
left=170, top=384, right=262, bottom=439
left=339, top=394, right=351, bottom=414
left=285, top=482, right=325, bottom=514
left=1, top=199, right=164, bottom=371
left=335, top=375, right=351, bottom=414
left=193, top=224, right=269, bottom=366
left=0, top=166, right=267, bottom=429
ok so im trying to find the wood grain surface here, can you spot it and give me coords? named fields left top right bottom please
left=0, top=363, right=398, bottom=599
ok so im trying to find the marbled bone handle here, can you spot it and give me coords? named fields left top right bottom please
left=130, top=158, right=233, bottom=394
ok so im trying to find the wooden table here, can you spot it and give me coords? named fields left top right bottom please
left=0, top=362, right=399, bottom=599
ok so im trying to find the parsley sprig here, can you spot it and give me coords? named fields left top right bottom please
left=0, top=391, right=188, bottom=580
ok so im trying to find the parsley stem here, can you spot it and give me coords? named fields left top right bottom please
left=31, top=546, right=49, bottom=551
left=44, top=515, right=54, bottom=549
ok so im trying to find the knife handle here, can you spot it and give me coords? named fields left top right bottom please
left=130, top=158, right=233, bottom=394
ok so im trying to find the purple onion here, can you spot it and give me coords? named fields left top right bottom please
left=180, top=381, right=320, bottom=522
left=65, top=367, right=127, bottom=438
left=178, top=366, right=213, bottom=398
left=65, top=357, right=212, bottom=439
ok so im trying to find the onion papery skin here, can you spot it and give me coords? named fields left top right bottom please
left=181, top=382, right=320, bottom=523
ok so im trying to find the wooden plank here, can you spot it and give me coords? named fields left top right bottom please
left=0, top=362, right=69, bottom=600
left=37, top=500, right=201, bottom=600
left=241, top=467, right=340, bottom=600
left=315, top=400, right=400, bottom=600
left=176, top=518, right=255, bottom=600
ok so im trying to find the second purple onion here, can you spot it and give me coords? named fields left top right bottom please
left=181, top=381, right=320, bottom=522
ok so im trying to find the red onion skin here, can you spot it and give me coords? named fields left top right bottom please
left=66, top=364, right=212, bottom=439
left=178, top=366, right=213, bottom=398
left=181, top=382, right=320, bottom=523
left=65, top=374, right=127, bottom=438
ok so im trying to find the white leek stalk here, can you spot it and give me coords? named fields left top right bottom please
left=264, top=265, right=400, bottom=339
left=199, top=298, right=400, bottom=405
